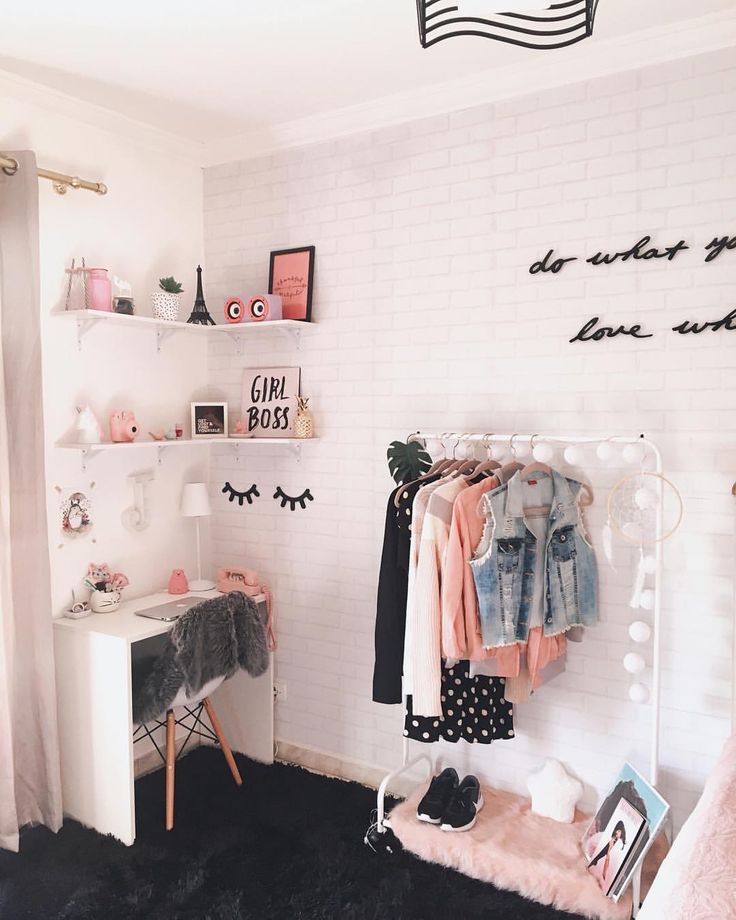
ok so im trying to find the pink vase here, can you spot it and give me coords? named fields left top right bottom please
left=87, top=268, right=112, bottom=312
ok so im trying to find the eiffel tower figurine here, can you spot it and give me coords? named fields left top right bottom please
left=187, top=265, right=216, bottom=325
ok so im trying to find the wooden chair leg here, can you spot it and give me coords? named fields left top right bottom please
left=165, top=709, right=176, bottom=831
left=203, top=697, right=243, bottom=786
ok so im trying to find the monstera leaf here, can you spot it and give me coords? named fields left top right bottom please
left=387, top=440, right=432, bottom=486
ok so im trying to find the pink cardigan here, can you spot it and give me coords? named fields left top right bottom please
left=441, top=475, right=518, bottom=673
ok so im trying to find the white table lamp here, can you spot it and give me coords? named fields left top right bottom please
left=180, top=482, right=215, bottom=590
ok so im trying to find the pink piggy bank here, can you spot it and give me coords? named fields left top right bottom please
left=168, top=569, right=189, bottom=595
left=110, top=410, right=138, bottom=443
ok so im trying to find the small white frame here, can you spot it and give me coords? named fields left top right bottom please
left=190, top=401, right=228, bottom=439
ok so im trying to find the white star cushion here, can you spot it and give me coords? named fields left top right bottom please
left=527, top=759, right=583, bottom=824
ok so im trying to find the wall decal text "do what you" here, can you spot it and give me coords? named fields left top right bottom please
left=527, top=232, right=736, bottom=344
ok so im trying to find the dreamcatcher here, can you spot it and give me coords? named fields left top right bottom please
left=604, top=469, right=683, bottom=703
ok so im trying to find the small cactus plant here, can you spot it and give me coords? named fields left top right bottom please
left=158, top=276, right=183, bottom=294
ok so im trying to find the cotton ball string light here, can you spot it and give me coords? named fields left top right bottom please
left=564, top=445, right=585, bottom=466
left=629, top=621, right=651, bottom=643
left=639, top=589, right=655, bottom=611
left=629, top=682, right=649, bottom=704
left=623, top=652, right=646, bottom=674
left=532, top=442, right=555, bottom=463
left=490, top=442, right=506, bottom=461
left=596, top=442, right=615, bottom=463
left=622, top=442, right=646, bottom=465
left=634, top=487, right=657, bottom=510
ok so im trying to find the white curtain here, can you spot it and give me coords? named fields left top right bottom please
left=0, top=151, right=62, bottom=852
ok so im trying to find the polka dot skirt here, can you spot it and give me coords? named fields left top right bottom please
left=404, top=661, right=514, bottom=744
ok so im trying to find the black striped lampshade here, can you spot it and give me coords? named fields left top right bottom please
left=416, top=0, right=601, bottom=49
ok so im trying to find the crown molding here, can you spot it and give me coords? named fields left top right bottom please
left=202, top=9, right=736, bottom=167
left=0, top=68, right=205, bottom=165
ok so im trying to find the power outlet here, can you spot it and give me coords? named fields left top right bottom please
left=274, top=681, right=287, bottom=703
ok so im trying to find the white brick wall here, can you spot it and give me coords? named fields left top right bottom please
left=204, top=47, right=736, bottom=829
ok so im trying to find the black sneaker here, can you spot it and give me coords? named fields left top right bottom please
left=440, top=774, right=484, bottom=832
left=416, top=768, right=459, bottom=824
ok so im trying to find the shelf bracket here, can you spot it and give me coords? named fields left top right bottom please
left=79, top=447, right=102, bottom=472
left=290, top=442, right=302, bottom=464
left=156, top=444, right=167, bottom=465
left=75, top=316, right=99, bottom=351
left=155, top=326, right=177, bottom=352
left=231, top=442, right=242, bottom=463
left=232, top=334, right=244, bottom=356
left=276, top=325, right=302, bottom=350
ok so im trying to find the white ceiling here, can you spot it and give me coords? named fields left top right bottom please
left=0, top=0, right=734, bottom=144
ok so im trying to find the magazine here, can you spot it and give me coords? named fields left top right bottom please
left=581, top=762, right=670, bottom=902
left=583, top=797, right=647, bottom=896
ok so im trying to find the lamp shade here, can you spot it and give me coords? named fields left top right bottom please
left=180, top=482, right=211, bottom=518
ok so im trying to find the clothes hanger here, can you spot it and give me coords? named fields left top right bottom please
left=393, top=433, right=455, bottom=508
left=450, top=435, right=480, bottom=478
left=460, top=433, right=501, bottom=479
left=520, top=435, right=553, bottom=481
left=519, top=435, right=554, bottom=515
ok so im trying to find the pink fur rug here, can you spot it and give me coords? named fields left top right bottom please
left=390, top=783, right=632, bottom=920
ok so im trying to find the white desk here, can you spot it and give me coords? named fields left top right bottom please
left=53, top=591, right=274, bottom=845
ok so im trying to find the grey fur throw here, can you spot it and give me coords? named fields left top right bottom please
left=133, top=591, right=268, bottom=725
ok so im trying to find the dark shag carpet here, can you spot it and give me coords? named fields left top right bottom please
left=0, top=747, right=587, bottom=920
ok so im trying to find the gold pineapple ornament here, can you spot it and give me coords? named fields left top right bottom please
left=295, top=396, right=313, bottom=439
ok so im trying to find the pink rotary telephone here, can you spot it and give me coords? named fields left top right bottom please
left=216, top=567, right=276, bottom=650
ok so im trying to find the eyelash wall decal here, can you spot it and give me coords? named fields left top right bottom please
left=222, top=482, right=260, bottom=506
left=273, top=486, right=314, bottom=511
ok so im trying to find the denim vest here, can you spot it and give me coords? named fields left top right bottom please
left=470, top=470, right=597, bottom=647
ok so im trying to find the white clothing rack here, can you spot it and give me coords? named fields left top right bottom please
left=375, top=431, right=665, bottom=913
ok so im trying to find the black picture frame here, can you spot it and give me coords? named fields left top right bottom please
left=268, top=246, right=315, bottom=322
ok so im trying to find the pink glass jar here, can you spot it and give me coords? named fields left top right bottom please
left=86, top=268, right=112, bottom=312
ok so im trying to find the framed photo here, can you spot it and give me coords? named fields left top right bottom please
left=581, top=762, right=669, bottom=902
left=240, top=367, right=300, bottom=438
left=268, top=246, right=315, bottom=322
left=190, top=402, right=228, bottom=439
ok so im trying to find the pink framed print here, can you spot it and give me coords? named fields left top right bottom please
left=268, top=246, right=315, bottom=322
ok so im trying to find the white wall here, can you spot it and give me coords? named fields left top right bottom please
left=1, top=80, right=210, bottom=614
left=203, top=46, right=736, bottom=828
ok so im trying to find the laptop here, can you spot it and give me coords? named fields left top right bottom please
left=134, top=596, right=203, bottom=621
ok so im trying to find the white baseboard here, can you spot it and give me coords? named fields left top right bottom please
left=275, top=740, right=421, bottom=799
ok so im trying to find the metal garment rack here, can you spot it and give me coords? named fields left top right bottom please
left=374, top=432, right=665, bottom=912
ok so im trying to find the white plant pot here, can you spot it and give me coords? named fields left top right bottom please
left=89, top=589, right=121, bottom=613
left=152, top=291, right=180, bottom=322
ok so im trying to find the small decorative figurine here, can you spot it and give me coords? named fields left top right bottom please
left=110, top=410, right=138, bottom=443
left=295, top=396, right=313, bottom=439
left=168, top=569, right=189, bottom=595
left=186, top=265, right=215, bottom=325
left=74, top=405, right=104, bottom=444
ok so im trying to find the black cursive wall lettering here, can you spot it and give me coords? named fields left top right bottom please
left=569, top=316, right=654, bottom=344
left=703, top=235, right=736, bottom=263
left=586, top=235, right=689, bottom=266
left=672, top=308, right=736, bottom=335
left=529, top=248, right=578, bottom=275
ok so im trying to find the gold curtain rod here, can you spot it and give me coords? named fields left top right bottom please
left=1, top=154, right=107, bottom=196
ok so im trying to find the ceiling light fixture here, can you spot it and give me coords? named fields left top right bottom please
left=416, top=0, right=601, bottom=50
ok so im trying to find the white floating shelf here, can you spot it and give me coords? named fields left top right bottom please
left=55, top=437, right=318, bottom=469
left=53, top=310, right=310, bottom=352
